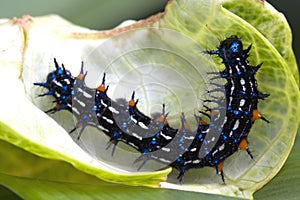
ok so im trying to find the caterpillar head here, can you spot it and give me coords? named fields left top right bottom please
left=218, top=35, right=244, bottom=60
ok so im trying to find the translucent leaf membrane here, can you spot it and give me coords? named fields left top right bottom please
left=0, top=16, right=171, bottom=189
left=0, top=0, right=299, bottom=199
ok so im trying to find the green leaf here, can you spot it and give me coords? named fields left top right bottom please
left=222, top=0, right=299, bottom=84
left=0, top=173, right=243, bottom=200
left=0, top=16, right=171, bottom=188
left=153, top=0, right=299, bottom=197
left=254, top=127, right=300, bottom=199
left=0, top=0, right=299, bottom=199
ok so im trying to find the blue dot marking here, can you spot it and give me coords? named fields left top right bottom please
left=233, top=110, right=240, bottom=115
left=177, top=157, right=183, bottom=163
left=230, top=42, right=239, bottom=52
left=179, top=136, right=185, bottom=143
left=143, top=149, right=149, bottom=154
left=57, top=68, right=63, bottom=75
left=113, top=131, right=119, bottom=138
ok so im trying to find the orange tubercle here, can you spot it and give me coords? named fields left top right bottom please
left=76, top=73, right=85, bottom=81
left=238, top=138, right=248, bottom=151
left=199, top=119, right=207, bottom=125
left=55, top=103, right=61, bottom=110
left=96, top=84, right=106, bottom=92
left=128, top=99, right=135, bottom=107
left=155, top=115, right=166, bottom=123
left=154, top=114, right=169, bottom=126
left=163, top=119, right=169, bottom=126
left=214, top=162, right=224, bottom=174
left=251, top=109, right=262, bottom=121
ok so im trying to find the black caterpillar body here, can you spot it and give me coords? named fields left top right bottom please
left=34, top=36, right=269, bottom=182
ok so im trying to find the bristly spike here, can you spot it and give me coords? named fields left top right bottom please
left=131, top=91, right=135, bottom=101
left=96, top=73, right=107, bottom=92
left=252, top=63, right=263, bottom=74
left=80, top=61, right=84, bottom=74
left=83, top=71, right=88, bottom=81
left=38, top=91, right=54, bottom=97
left=102, top=72, right=106, bottom=85
left=243, top=44, right=252, bottom=54
left=128, top=91, right=138, bottom=108
left=162, top=103, right=166, bottom=115
left=203, top=99, right=212, bottom=103
left=61, top=64, right=67, bottom=74
left=54, top=58, right=59, bottom=70
left=252, top=109, right=270, bottom=123
left=203, top=49, right=219, bottom=55
left=220, top=170, right=225, bottom=183
left=77, top=62, right=87, bottom=81
left=45, top=107, right=57, bottom=114
left=105, top=85, right=109, bottom=93
left=159, top=104, right=169, bottom=120
left=215, top=162, right=225, bottom=183
left=239, top=138, right=254, bottom=159
left=181, top=112, right=186, bottom=124
left=257, top=92, right=270, bottom=100
left=247, top=148, right=254, bottom=160
left=135, top=99, right=139, bottom=107
left=261, top=115, right=270, bottom=123
left=152, top=104, right=169, bottom=124
left=33, top=82, right=48, bottom=88
left=69, top=126, right=77, bottom=134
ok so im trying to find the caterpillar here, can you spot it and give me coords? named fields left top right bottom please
left=34, top=35, right=269, bottom=183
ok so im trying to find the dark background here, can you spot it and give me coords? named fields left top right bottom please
left=268, top=0, right=299, bottom=67
left=0, top=0, right=298, bottom=66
